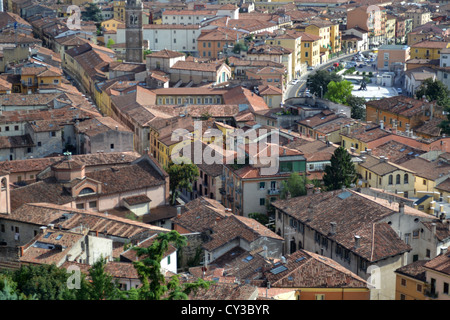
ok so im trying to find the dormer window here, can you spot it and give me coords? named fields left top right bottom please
left=79, top=187, right=95, bottom=195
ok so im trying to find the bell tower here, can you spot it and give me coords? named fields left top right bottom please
left=125, top=0, right=144, bottom=63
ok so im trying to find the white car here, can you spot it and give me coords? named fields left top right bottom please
left=291, top=79, right=300, bottom=85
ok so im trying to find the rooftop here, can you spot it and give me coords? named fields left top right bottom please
left=272, top=189, right=414, bottom=262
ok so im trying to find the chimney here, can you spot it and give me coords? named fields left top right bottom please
left=354, top=235, right=361, bottom=249
left=40, top=226, right=47, bottom=234
left=440, top=246, right=448, bottom=255
left=399, top=201, right=405, bottom=214
left=366, top=149, right=372, bottom=155
left=431, top=223, right=437, bottom=236
left=177, top=206, right=181, bottom=216
left=380, top=120, right=384, bottom=130
left=306, top=184, right=314, bottom=196
left=330, top=222, right=337, bottom=235
left=48, top=224, right=54, bottom=230
left=19, top=246, right=24, bottom=257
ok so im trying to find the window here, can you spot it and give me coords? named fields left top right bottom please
left=396, top=174, right=401, bottom=184
left=259, top=198, right=265, bottom=206
left=259, top=182, right=265, bottom=190
left=413, top=229, right=420, bottom=239
left=401, top=278, right=407, bottom=287
left=315, top=294, right=325, bottom=300
left=417, top=284, right=422, bottom=293
left=444, top=282, right=449, bottom=295
left=110, top=144, right=114, bottom=149
left=0, top=224, right=4, bottom=232
left=426, top=249, right=431, bottom=258
left=423, top=179, right=426, bottom=185
left=14, top=125, right=18, bottom=131
left=50, top=131, right=56, bottom=137
left=388, top=175, right=393, bottom=185
left=400, top=294, right=406, bottom=300
left=79, top=187, right=95, bottom=195
left=89, top=201, right=97, bottom=208
left=76, top=203, right=85, bottom=209
left=404, top=174, right=409, bottom=184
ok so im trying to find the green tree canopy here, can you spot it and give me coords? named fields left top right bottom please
left=323, top=147, right=358, bottom=191
left=415, top=79, right=450, bottom=135
left=132, top=230, right=210, bottom=300
left=232, top=42, right=248, bottom=54
left=307, top=69, right=342, bottom=98
left=165, top=161, right=199, bottom=205
left=82, top=3, right=102, bottom=23
left=280, top=172, right=315, bottom=199
left=346, top=95, right=367, bottom=120
left=106, top=38, right=115, bottom=49
left=415, top=78, right=450, bottom=107
left=12, top=264, right=80, bottom=300
left=86, top=257, right=121, bottom=300
left=324, top=80, right=353, bottom=104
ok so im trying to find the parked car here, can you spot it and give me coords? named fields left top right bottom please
left=307, top=66, right=314, bottom=71
left=397, top=88, right=403, bottom=94
left=291, top=79, right=300, bottom=85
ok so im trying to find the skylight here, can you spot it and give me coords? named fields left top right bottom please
left=270, top=265, right=288, bottom=275
left=338, top=191, right=352, bottom=200
left=43, top=232, right=52, bottom=239
left=56, top=234, right=63, bottom=240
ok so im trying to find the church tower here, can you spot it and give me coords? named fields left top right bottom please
left=125, top=0, right=144, bottom=63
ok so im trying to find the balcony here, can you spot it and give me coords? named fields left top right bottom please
left=268, top=189, right=280, bottom=195
left=21, top=81, right=38, bottom=87
left=424, top=289, right=438, bottom=299
left=219, top=187, right=226, bottom=195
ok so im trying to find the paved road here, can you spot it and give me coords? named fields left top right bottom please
left=285, top=51, right=374, bottom=99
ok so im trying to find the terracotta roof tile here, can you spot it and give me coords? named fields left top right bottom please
left=395, top=260, right=428, bottom=282
left=424, top=251, right=450, bottom=275
left=272, top=189, right=412, bottom=262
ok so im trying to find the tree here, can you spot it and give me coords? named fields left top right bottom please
left=323, top=147, right=357, bottom=191
left=106, top=38, right=115, bottom=49
left=82, top=3, right=102, bottom=23
left=165, top=161, right=199, bottom=205
left=248, top=212, right=270, bottom=226
left=132, top=230, right=210, bottom=300
left=346, top=95, right=367, bottom=120
left=280, top=172, right=311, bottom=199
left=232, top=42, right=248, bottom=54
left=86, top=258, right=121, bottom=300
left=12, top=264, right=80, bottom=300
left=307, top=69, right=342, bottom=98
left=415, top=78, right=450, bottom=107
left=324, top=80, right=353, bottom=104
left=414, top=79, right=450, bottom=135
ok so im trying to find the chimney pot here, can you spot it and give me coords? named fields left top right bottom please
left=431, top=223, right=437, bottom=235
left=354, top=235, right=361, bottom=248
left=330, top=222, right=337, bottom=235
